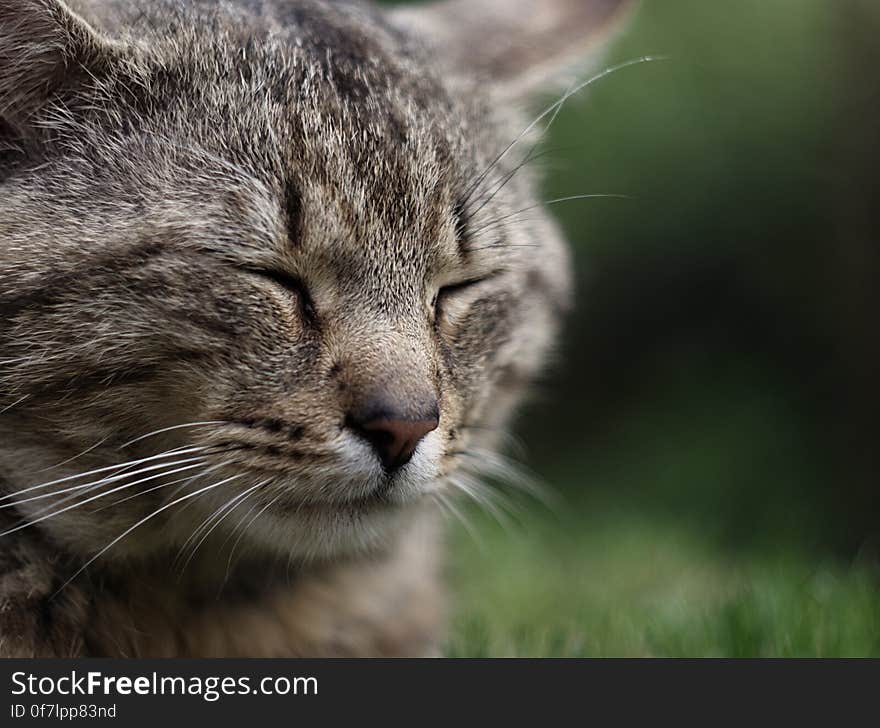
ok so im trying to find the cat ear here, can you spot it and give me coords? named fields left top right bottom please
left=391, top=0, right=635, bottom=100
left=0, top=0, right=117, bottom=122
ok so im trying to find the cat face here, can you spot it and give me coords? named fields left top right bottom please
left=0, top=0, right=629, bottom=561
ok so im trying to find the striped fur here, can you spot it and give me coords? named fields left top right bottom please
left=0, top=0, right=629, bottom=656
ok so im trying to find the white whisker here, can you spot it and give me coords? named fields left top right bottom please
left=463, top=56, right=667, bottom=205
left=0, top=446, right=207, bottom=503
left=176, top=479, right=259, bottom=559
left=0, top=460, right=209, bottom=537
left=95, top=469, right=215, bottom=511
left=448, top=472, right=524, bottom=534
left=38, top=436, right=112, bottom=473
left=178, top=479, right=269, bottom=573
left=433, top=491, right=484, bottom=552
left=51, top=473, right=246, bottom=597
left=0, top=456, right=208, bottom=511
left=161, top=462, right=230, bottom=505
left=118, top=421, right=225, bottom=449
left=224, top=491, right=283, bottom=580
left=460, top=448, right=558, bottom=510
left=471, top=194, right=631, bottom=239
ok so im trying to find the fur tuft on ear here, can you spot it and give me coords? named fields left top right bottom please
left=0, top=0, right=114, bottom=121
left=391, top=0, right=635, bottom=100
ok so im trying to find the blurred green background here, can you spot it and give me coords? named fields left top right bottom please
left=394, top=0, right=880, bottom=655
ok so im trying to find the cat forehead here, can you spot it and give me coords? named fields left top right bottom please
left=144, top=1, right=462, bottom=134
left=26, top=2, right=511, bottom=266
left=132, top=3, right=474, bottom=207
left=146, top=70, right=465, bottom=260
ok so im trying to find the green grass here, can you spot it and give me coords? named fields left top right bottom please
left=442, top=356, right=880, bottom=658
left=445, top=504, right=880, bottom=657
left=442, top=357, right=880, bottom=658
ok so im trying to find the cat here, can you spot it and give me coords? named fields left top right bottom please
left=0, top=0, right=631, bottom=657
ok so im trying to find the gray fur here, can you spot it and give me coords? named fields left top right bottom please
left=0, top=0, right=629, bottom=656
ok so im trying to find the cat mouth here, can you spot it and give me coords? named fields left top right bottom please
left=271, top=489, right=396, bottom=517
left=247, top=469, right=416, bottom=520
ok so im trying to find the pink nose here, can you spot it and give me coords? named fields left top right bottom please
left=350, top=413, right=439, bottom=472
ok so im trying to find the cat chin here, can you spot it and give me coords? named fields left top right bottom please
left=239, top=497, right=417, bottom=561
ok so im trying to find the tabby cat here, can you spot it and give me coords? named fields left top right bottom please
left=0, top=0, right=630, bottom=656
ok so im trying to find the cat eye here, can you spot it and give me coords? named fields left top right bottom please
left=245, top=267, right=317, bottom=320
left=433, top=277, right=491, bottom=318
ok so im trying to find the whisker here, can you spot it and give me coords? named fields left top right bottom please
left=0, top=460, right=209, bottom=537
left=118, top=421, right=225, bottom=449
left=177, top=479, right=269, bottom=573
left=0, top=456, right=208, bottom=511
left=458, top=425, right=527, bottom=457
left=160, top=461, right=231, bottom=505
left=432, top=491, right=485, bottom=552
left=462, top=56, right=666, bottom=206
left=448, top=472, right=516, bottom=528
left=457, top=447, right=561, bottom=517
left=175, top=478, right=258, bottom=561
left=461, top=449, right=550, bottom=497
left=470, top=194, right=631, bottom=238
left=38, top=436, right=112, bottom=473
left=39, top=448, right=240, bottom=518
left=95, top=469, right=217, bottom=512
left=51, top=473, right=247, bottom=597
left=224, top=491, right=283, bottom=581
left=0, top=446, right=207, bottom=503
left=467, top=79, right=579, bottom=217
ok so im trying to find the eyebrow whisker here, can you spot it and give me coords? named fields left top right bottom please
left=462, top=56, right=667, bottom=207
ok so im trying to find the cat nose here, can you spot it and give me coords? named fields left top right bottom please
left=347, top=401, right=439, bottom=472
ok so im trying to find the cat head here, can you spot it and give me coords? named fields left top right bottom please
left=0, top=0, right=631, bottom=562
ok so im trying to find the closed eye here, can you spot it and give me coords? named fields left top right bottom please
left=244, top=267, right=317, bottom=321
left=433, top=276, right=493, bottom=317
